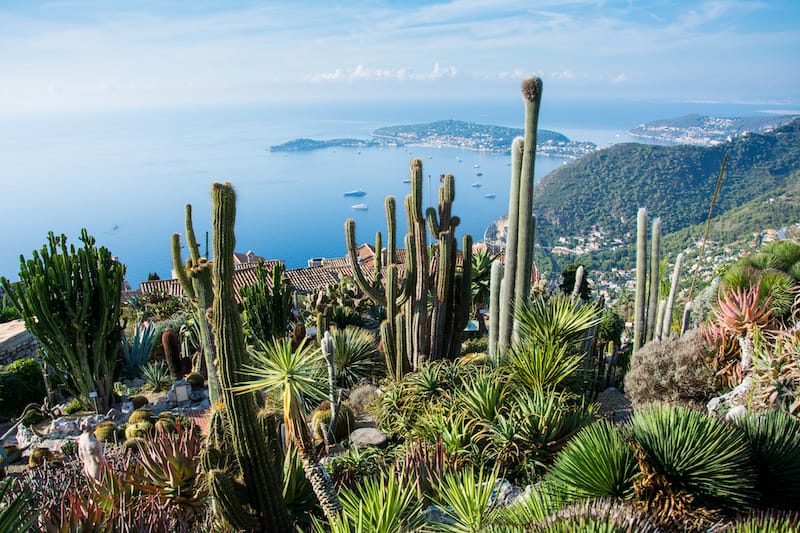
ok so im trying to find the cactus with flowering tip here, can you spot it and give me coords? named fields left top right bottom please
left=345, top=159, right=473, bottom=375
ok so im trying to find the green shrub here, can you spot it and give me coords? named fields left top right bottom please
left=461, top=336, right=489, bottom=355
left=20, top=409, right=45, bottom=427
left=624, top=328, right=714, bottom=408
left=63, top=398, right=86, bottom=415
left=0, top=359, right=46, bottom=418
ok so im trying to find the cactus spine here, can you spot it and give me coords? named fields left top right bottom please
left=171, top=205, right=220, bottom=404
left=645, top=217, right=661, bottom=342
left=497, top=76, right=543, bottom=353
left=205, top=183, right=290, bottom=532
left=633, top=207, right=648, bottom=354
left=345, top=159, right=472, bottom=374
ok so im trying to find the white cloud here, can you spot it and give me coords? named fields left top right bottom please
left=303, top=63, right=458, bottom=83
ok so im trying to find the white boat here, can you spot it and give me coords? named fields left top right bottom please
left=484, top=193, right=496, bottom=199
left=344, top=189, right=366, bottom=197
left=474, top=164, right=480, bottom=168
left=351, top=203, right=368, bottom=210
left=472, top=182, right=482, bottom=188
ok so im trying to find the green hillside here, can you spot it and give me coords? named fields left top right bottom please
left=534, top=118, right=800, bottom=247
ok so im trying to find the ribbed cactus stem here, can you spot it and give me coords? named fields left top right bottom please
left=386, top=196, right=397, bottom=265
left=171, top=233, right=196, bottom=300
left=571, top=265, right=585, bottom=304
left=645, top=217, right=661, bottom=342
left=499, top=137, right=524, bottom=353
left=373, top=231, right=383, bottom=284
left=662, top=252, right=684, bottom=339
left=633, top=207, right=648, bottom=354
left=185, top=203, right=202, bottom=263
left=321, top=331, right=339, bottom=445
left=488, top=260, right=504, bottom=360
left=514, top=77, right=542, bottom=308
left=654, top=299, right=667, bottom=341
left=210, top=182, right=290, bottom=532
left=344, top=218, right=386, bottom=305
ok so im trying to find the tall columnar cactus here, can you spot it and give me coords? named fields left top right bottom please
left=497, top=76, right=542, bottom=353
left=345, top=159, right=472, bottom=374
left=645, top=217, right=661, bottom=342
left=633, top=207, right=648, bottom=354
left=204, top=183, right=291, bottom=532
left=488, top=259, right=504, bottom=359
left=661, top=252, right=684, bottom=339
left=171, top=205, right=220, bottom=404
left=1, top=230, right=125, bottom=412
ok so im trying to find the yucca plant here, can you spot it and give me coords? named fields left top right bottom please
left=547, top=419, right=639, bottom=501
left=331, top=326, right=380, bottom=388
left=312, top=472, right=425, bottom=533
left=457, top=370, right=509, bottom=423
left=716, top=509, right=800, bottom=532
left=735, top=409, right=800, bottom=510
left=121, top=320, right=157, bottom=372
left=140, top=361, right=170, bottom=392
left=631, top=404, right=757, bottom=522
left=508, top=342, right=583, bottom=391
left=432, top=466, right=501, bottom=532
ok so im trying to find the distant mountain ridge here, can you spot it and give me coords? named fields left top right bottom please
left=628, top=113, right=797, bottom=145
left=533, top=117, right=800, bottom=248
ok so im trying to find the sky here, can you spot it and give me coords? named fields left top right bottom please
left=0, top=0, right=798, bottom=114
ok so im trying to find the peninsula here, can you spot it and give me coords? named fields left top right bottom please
left=628, top=113, right=798, bottom=146
left=270, top=119, right=597, bottom=159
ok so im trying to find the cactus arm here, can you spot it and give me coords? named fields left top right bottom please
left=499, top=137, right=524, bottom=353
left=171, top=233, right=196, bottom=301
left=344, top=219, right=387, bottom=305
left=488, top=259, right=504, bottom=360
left=645, top=217, right=661, bottom=342
left=208, top=469, right=259, bottom=531
left=514, top=77, right=542, bottom=308
left=185, top=204, right=202, bottom=264
left=374, top=231, right=383, bottom=286
left=385, top=196, right=397, bottom=266
left=633, top=207, right=648, bottom=354
left=662, top=252, right=684, bottom=338
left=426, top=207, right=441, bottom=239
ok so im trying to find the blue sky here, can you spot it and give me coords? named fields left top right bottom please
left=1, top=0, right=798, bottom=114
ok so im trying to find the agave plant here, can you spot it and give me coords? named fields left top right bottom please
left=456, top=370, right=509, bottom=423
left=734, top=409, right=800, bottom=511
left=712, top=282, right=774, bottom=339
left=508, top=342, right=583, bottom=391
left=514, top=293, right=601, bottom=353
left=331, top=326, right=380, bottom=388
left=752, top=331, right=800, bottom=415
left=547, top=419, right=639, bottom=501
left=631, top=403, right=757, bottom=525
left=140, top=361, right=170, bottom=392
left=121, top=320, right=157, bottom=371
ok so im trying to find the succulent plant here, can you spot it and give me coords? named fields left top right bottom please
left=125, top=421, right=154, bottom=440
left=28, top=447, right=53, bottom=468
left=184, top=372, right=204, bottom=389
left=311, top=401, right=355, bottom=444
left=94, top=421, right=120, bottom=443
left=130, top=395, right=148, bottom=410
left=128, top=408, right=153, bottom=425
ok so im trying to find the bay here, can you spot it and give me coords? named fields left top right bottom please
left=0, top=98, right=782, bottom=286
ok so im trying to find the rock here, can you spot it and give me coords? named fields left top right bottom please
left=349, top=427, right=388, bottom=449
left=725, top=404, right=748, bottom=421
left=48, top=417, right=80, bottom=439
left=189, top=388, right=208, bottom=402
left=491, top=479, right=521, bottom=507
left=597, top=387, right=633, bottom=424
left=105, top=408, right=124, bottom=422
left=16, top=424, right=40, bottom=449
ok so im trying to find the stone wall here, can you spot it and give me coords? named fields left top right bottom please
left=0, top=320, right=41, bottom=365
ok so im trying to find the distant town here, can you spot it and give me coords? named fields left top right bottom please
left=628, top=113, right=798, bottom=146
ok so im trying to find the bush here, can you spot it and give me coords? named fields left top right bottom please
left=461, top=336, right=489, bottom=355
left=348, top=383, right=379, bottom=415
left=0, top=358, right=46, bottom=418
left=624, top=328, right=714, bottom=408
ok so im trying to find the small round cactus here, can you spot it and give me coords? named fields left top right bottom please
left=128, top=408, right=153, bottom=425
left=155, top=418, right=177, bottom=434
left=185, top=372, right=205, bottom=389
left=125, top=420, right=154, bottom=440
left=130, top=395, right=148, bottom=410
left=311, top=401, right=355, bottom=444
left=94, top=421, right=120, bottom=443
left=28, top=447, right=53, bottom=468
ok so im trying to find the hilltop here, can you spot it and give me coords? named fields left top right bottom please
left=628, top=113, right=797, bottom=145
left=533, top=118, right=800, bottom=249
left=270, top=119, right=596, bottom=159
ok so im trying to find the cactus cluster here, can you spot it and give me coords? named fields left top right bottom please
left=345, top=160, right=472, bottom=378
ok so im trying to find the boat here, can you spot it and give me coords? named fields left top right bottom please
left=403, top=179, right=411, bottom=184
left=472, top=182, right=482, bottom=188
left=474, top=164, right=480, bottom=168
left=456, top=157, right=462, bottom=162
left=484, top=193, right=496, bottom=199
left=476, top=172, right=483, bottom=177
left=351, top=203, right=368, bottom=210
left=344, top=189, right=366, bottom=197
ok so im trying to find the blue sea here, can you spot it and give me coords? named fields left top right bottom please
left=0, top=98, right=788, bottom=287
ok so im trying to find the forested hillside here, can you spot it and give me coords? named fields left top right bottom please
left=534, top=118, right=800, bottom=247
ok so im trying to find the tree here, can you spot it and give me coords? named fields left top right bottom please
left=0, top=230, right=125, bottom=411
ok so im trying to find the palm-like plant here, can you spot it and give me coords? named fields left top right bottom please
left=0, top=478, right=36, bottom=533
left=508, top=342, right=582, bottom=391
left=548, top=419, right=639, bottom=501
left=471, top=248, right=495, bottom=312
left=233, top=337, right=340, bottom=515
left=331, top=326, right=380, bottom=388
left=631, top=404, right=757, bottom=520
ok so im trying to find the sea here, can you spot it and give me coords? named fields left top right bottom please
left=0, top=98, right=791, bottom=287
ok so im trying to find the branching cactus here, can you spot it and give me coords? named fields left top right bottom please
left=497, top=76, right=543, bottom=354
left=345, top=159, right=473, bottom=375
left=171, top=204, right=220, bottom=404
left=203, top=183, right=291, bottom=532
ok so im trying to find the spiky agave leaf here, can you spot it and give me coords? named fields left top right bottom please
left=331, top=326, right=380, bottom=388
left=432, top=466, right=501, bottom=532
left=457, top=369, right=509, bottom=423
left=508, top=341, right=583, bottom=391
left=631, top=403, right=758, bottom=513
left=734, top=410, right=800, bottom=510
left=548, top=420, right=639, bottom=501
left=514, top=293, right=601, bottom=353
